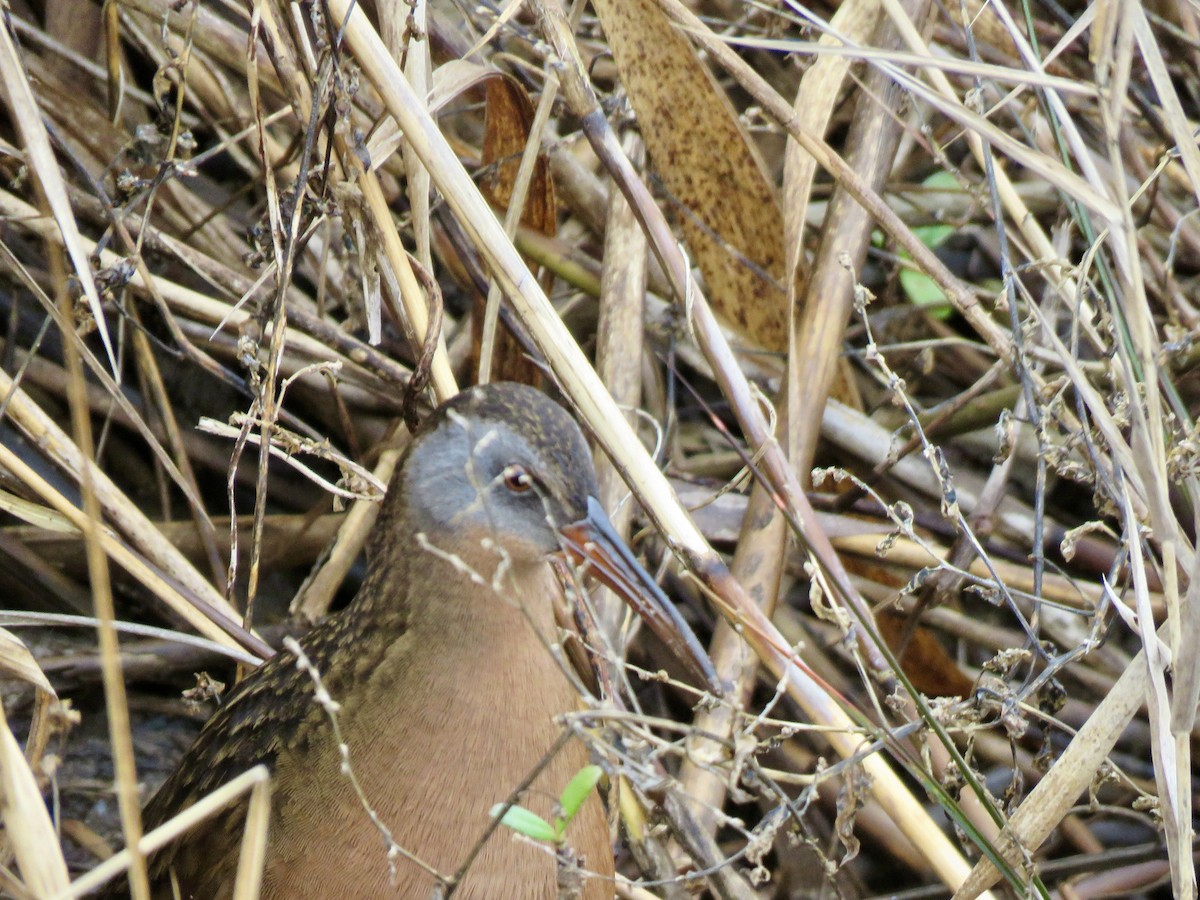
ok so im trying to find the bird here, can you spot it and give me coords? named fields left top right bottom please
left=104, top=382, right=715, bottom=899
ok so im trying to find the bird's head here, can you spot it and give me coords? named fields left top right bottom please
left=381, top=381, right=719, bottom=692
left=396, top=382, right=597, bottom=566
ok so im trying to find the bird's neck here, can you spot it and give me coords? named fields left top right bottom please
left=342, top=519, right=580, bottom=777
left=351, top=519, right=563, bottom=657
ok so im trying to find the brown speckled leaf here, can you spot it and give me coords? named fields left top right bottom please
left=591, top=0, right=789, bottom=350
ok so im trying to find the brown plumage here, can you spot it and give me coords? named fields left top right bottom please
left=111, top=383, right=651, bottom=899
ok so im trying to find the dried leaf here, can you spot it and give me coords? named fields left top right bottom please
left=592, top=0, right=788, bottom=349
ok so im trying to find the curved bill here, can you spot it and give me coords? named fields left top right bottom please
left=559, top=496, right=721, bottom=695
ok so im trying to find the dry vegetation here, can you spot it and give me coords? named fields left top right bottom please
left=0, top=0, right=1197, bottom=897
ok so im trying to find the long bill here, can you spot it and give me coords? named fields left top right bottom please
left=559, top=497, right=722, bottom=695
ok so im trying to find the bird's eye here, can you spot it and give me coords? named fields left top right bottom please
left=502, top=464, right=533, bottom=493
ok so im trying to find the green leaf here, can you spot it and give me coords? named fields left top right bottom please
left=899, top=224, right=955, bottom=315
left=879, top=171, right=962, bottom=314
left=912, top=223, right=955, bottom=249
left=489, top=804, right=559, bottom=843
left=558, top=765, right=603, bottom=825
left=922, top=170, right=960, bottom=190
left=899, top=267, right=948, bottom=310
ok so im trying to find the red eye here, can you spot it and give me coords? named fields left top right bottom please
left=502, top=464, right=533, bottom=493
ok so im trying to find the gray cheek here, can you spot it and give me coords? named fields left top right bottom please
left=402, top=430, right=566, bottom=557
left=403, top=440, right=482, bottom=532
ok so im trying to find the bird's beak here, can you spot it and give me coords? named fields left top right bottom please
left=559, top=497, right=721, bottom=694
